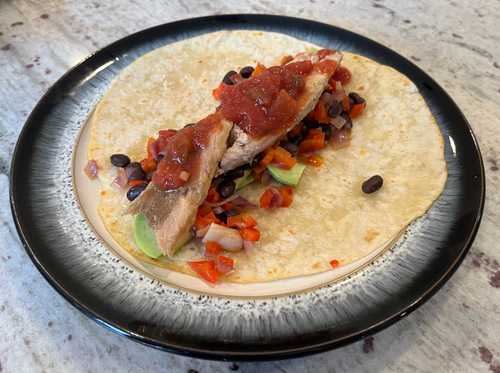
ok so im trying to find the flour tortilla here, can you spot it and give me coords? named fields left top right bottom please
left=88, top=30, right=447, bottom=283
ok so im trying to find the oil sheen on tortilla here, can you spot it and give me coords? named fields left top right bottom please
left=88, top=30, right=447, bottom=283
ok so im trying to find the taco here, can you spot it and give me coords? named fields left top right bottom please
left=86, top=30, right=447, bottom=284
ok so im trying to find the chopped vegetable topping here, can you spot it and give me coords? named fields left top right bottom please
left=240, top=227, right=261, bottom=241
left=260, top=186, right=294, bottom=208
left=188, top=260, right=219, bottom=284
left=205, top=241, right=223, bottom=257
left=227, top=213, right=257, bottom=229
left=215, top=255, right=234, bottom=274
left=330, top=259, right=340, bottom=268
left=299, top=128, right=326, bottom=154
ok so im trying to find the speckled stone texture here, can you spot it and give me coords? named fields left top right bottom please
left=0, top=1, right=499, bottom=372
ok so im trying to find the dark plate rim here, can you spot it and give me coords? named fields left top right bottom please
left=9, top=14, right=485, bottom=361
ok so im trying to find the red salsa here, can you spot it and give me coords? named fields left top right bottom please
left=218, top=60, right=315, bottom=138
left=150, top=114, right=221, bottom=190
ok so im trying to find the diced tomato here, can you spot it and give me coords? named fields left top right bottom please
left=215, top=255, right=234, bottom=274
left=128, top=179, right=145, bottom=187
left=205, top=241, right=222, bottom=257
left=252, top=63, right=266, bottom=77
left=227, top=214, right=257, bottom=229
left=188, top=260, right=219, bottom=284
left=305, top=154, right=323, bottom=167
left=299, top=129, right=326, bottom=154
left=271, top=146, right=296, bottom=169
left=140, top=158, right=157, bottom=173
left=240, top=227, right=260, bottom=241
left=350, top=103, right=366, bottom=118
left=331, top=66, right=352, bottom=86
left=311, top=101, right=330, bottom=124
left=330, top=259, right=340, bottom=268
left=212, top=83, right=225, bottom=100
left=279, top=186, right=294, bottom=207
left=206, top=187, right=221, bottom=203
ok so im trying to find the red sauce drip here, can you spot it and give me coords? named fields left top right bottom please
left=151, top=113, right=221, bottom=190
left=219, top=60, right=314, bottom=138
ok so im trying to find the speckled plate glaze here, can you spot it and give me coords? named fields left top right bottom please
left=10, top=15, right=484, bottom=360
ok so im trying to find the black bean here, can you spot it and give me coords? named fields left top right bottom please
left=227, top=166, right=246, bottom=179
left=127, top=183, right=147, bottom=201
left=348, top=92, right=366, bottom=105
left=217, top=179, right=236, bottom=199
left=321, top=125, right=332, bottom=141
left=362, top=175, right=383, bottom=194
left=280, top=141, right=299, bottom=156
left=304, top=118, right=321, bottom=128
left=110, top=154, right=130, bottom=168
left=327, top=101, right=342, bottom=118
left=125, top=162, right=146, bottom=180
left=289, top=134, right=303, bottom=145
left=215, top=212, right=228, bottom=224
left=341, top=112, right=353, bottom=129
left=239, top=66, right=254, bottom=78
left=222, top=70, right=238, bottom=85
left=225, top=209, right=240, bottom=217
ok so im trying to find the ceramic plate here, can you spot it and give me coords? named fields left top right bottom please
left=10, top=15, right=485, bottom=360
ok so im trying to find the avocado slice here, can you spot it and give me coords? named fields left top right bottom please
left=234, top=169, right=254, bottom=190
left=133, top=214, right=163, bottom=259
left=267, top=163, right=306, bottom=186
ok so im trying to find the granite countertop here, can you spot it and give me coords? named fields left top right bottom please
left=1, top=1, right=499, bottom=372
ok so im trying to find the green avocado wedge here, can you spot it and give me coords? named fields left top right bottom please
left=133, top=214, right=163, bottom=259
left=267, top=163, right=306, bottom=187
left=234, top=169, right=255, bottom=190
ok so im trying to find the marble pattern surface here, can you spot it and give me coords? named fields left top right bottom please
left=0, top=0, right=499, bottom=372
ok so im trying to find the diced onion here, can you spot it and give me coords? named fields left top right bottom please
left=202, top=223, right=243, bottom=251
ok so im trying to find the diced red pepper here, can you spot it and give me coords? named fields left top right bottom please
left=227, top=214, right=257, bottom=229
left=128, top=179, right=145, bottom=187
left=240, top=227, right=260, bottom=241
left=271, top=146, right=296, bottom=170
left=311, top=101, right=330, bottom=123
left=279, top=186, right=294, bottom=207
left=188, top=260, right=219, bottom=284
left=350, top=103, right=366, bottom=118
left=195, top=211, right=221, bottom=231
left=299, top=129, right=326, bottom=154
left=205, top=241, right=222, bottom=257
left=251, top=63, right=266, bottom=77
left=330, top=259, right=340, bottom=268
left=140, top=158, right=157, bottom=173
left=260, top=188, right=275, bottom=209
left=206, top=187, right=221, bottom=203
left=215, top=255, right=234, bottom=274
